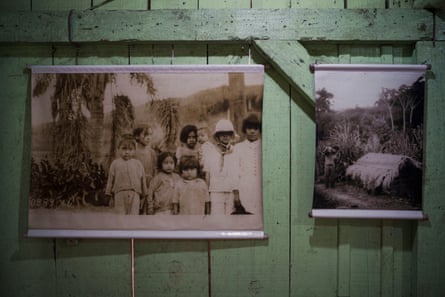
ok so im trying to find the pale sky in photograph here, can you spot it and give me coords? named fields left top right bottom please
left=315, top=69, right=424, bottom=111
left=32, top=70, right=264, bottom=126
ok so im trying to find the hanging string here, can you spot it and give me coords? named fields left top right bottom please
left=131, top=238, right=135, bottom=297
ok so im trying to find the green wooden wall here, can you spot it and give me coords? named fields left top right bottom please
left=0, top=1, right=444, bottom=297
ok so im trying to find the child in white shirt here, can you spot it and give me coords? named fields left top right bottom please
left=105, top=137, right=147, bottom=215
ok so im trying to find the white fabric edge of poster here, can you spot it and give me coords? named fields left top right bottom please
left=310, top=209, right=427, bottom=220
left=27, top=229, right=268, bottom=239
left=312, top=63, right=429, bottom=72
left=29, top=64, right=264, bottom=74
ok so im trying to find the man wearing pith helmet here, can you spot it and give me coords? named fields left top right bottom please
left=202, top=119, right=241, bottom=215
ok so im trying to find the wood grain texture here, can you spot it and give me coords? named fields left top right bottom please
left=91, top=0, right=148, bottom=10
left=0, top=44, right=57, bottom=297
left=207, top=45, right=291, bottom=297
left=0, top=1, right=445, bottom=297
left=0, top=9, right=433, bottom=43
left=291, top=0, right=344, bottom=8
left=69, top=9, right=433, bottom=43
left=0, top=0, right=30, bottom=10
left=48, top=44, right=135, bottom=297
left=436, top=10, right=445, bottom=41
left=151, top=0, right=198, bottom=9
left=346, top=0, right=386, bottom=8
left=254, top=40, right=314, bottom=106
left=131, top=43, right=210, bottom=297
left=32, top=0, right=91, bottom=10
left=199, top=0, right=251, bottom=8
left=415, top=41, right=445, bottom=297
left=413, top=0, right=445, bottom=8
left=0, top=11, right=69, bottom=43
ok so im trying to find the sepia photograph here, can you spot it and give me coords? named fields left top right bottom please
left=28, top=65, right=264, bottom=237
left=312, top=64, right=426, bottom=214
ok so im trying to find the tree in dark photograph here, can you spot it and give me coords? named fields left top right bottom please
left=153, top=98, right=180, bottom=151
left=313, top=73, right=425, bottom=210
left=109, top=95, right=136, bottom=164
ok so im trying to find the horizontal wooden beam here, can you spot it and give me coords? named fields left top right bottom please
left=0, top=11, right=70, bottom=43
left=0, top=9, right=434, bottom=43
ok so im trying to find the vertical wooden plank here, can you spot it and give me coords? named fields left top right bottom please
left=388, top=0, right=414, bottom=8
left=336, top=48, right=353, bottom=297
left=0, top=44, right=56, bottom=297
left=252, top=0, right=290, bottom=8
left=172, top=44, right=208, bottom=65
left=50, top=44, right=134, bottom=297
left=436, top=10, right=445, bottom=41
left=349, top=46, right=383, bottom=297
left=391, top=45, right=417, bottom=297
left=346, top=0, right=386, bottom=8
left=151, top=0, right=198, bottom=9
left=381, top=45, right=417, bottom=297
left=290, top=43, right=339, bottom=297
left=207, top=44, right=291, bottom=297
left=290, top=107, right=339, bottom=297
left=379, top=46, right=395, bottom=297
left=208, top=43, right=250, bottom=65
left=199, top=0, right=251, bottom=8
left=0, top=0, right=29, bottom=10
left=32, top=0, right=91, bottom=10
left=291, top=0, right=344, bottom=8
left=131, top=43, right=210, bottom=297
left=92, top=0, right=148, bottom=10
left=349, top=221, right=382, bottom=297
left=131, top=44, right=176, bottom=65
left=392, top=221, right=416, bottom=297
left=336, top=45, right=383, bottom=297
left=415, top=41, right=445, bottom=297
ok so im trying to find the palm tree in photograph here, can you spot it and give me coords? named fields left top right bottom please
left=32, top=72, right=157, bottom=167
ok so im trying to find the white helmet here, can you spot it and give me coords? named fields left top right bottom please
left=214, top=119, right=235, bottom=134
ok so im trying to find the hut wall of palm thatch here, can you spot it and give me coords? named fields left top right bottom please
left=346, top=153, right=422, bottom=201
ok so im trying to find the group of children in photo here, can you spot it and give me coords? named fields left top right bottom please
left=105, top=113, right=262, bottom=217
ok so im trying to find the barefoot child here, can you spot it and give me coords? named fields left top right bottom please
left=105, top=136, right=147, bottom=215
left=146, top=151, right=181, bottom=215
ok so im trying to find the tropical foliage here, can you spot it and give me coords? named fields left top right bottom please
left=31, top=72, right=155, bottom=208
left=315, top=76, right=424, bottom=181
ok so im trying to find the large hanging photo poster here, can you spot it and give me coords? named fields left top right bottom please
left=28, top=65, right=265, bottom=238
left=311, top=64, right=427, bottom=220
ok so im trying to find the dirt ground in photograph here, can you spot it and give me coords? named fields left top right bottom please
left=313, top=182, right=421, bottom=210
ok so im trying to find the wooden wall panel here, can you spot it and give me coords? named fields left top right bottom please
left=0, top=0, right=30, bottom=10
left=346, top=0, right=386, bottom=8
left=199, top=0, right=251, bottom=8
left=290, top=43, right=339, bottom=297
left=415, top=41, right=445, bottom=297
left=0, top=1, right=445, bottom=297
left=131, top=43, right=210, bottom=297
left=91, top=0, right=148, bottom=9
left=47, top=44, right=135, bottom=297
left=389, top=0, right=414, bottom=7
left=206, top=44, right=291, bottom=297
left=253, top=0, right=291, bottom=8
left=151, top=0, right=198, bottom=9
left=291, top=0, right=343, bottom=8
left=32, top=0, right=91, bottom=10
left=0, top=45, right=56, bottom=297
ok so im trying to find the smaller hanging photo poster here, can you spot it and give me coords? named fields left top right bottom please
left=311, top=64, right=428, bottom=220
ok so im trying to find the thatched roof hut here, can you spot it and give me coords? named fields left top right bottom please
left=346, top=153, right=422, bottom=200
